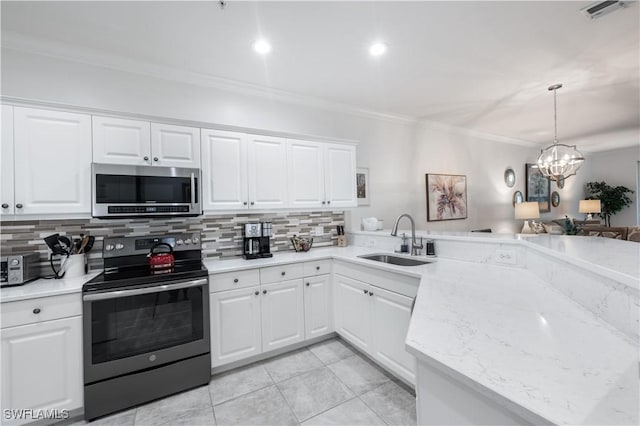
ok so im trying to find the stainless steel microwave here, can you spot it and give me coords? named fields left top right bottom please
left=92, top=163, right=202, bottom=218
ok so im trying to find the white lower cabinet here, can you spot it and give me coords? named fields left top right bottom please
left=1, top=316, right=83, bottom=425
left=334, top=274, right=372, bottom=352
left=210, top=286, right=262, bottom=367
left=303, top=274, right=333, bottom=339
left=261, top=279, right=305, bottom=352
left=334, top=272, right=417, bottom=385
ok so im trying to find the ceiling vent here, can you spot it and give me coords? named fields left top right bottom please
left=581, top=1, right=626, bottom=19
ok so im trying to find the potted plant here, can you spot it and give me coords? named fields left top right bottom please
left=585, top=181, right=634, bottom=227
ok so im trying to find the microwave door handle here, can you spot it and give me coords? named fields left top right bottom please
left=190, top=172, right=196, bottom=209
left=83, top=278, right=207, bottom=301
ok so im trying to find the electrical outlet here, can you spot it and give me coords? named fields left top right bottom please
left=314, top=226, right=324, bottom=236
left=495, top=249, right=516, bottom=265
left=367, top=238, right=376, bottom=247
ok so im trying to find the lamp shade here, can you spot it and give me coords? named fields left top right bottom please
left=514, top=202, right=540, bottom=220
left=579, top=199, right=601, bottom=214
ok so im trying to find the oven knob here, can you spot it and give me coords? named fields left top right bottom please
left=10, top=259, right=20, bottom=266
left=105, top=244, right=115, bottom=251
left=176, top=239, right=183, bottom=245
left=185, top=238, right=192, bottom=245
left=115, top=243, right=124, bottom=250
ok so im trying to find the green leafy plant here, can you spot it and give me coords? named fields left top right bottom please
left=585, top=181, right=634, bottom=227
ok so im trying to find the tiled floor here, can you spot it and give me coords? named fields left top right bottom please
left=73, top=338, right=417, bottom=426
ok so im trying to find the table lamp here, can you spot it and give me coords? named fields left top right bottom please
left=578, top=199, right=601, bottom=221
left=515, top=202, right=541, bottom=234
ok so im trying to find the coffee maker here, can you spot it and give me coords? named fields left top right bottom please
left=243, top=222, right=273, bottom=259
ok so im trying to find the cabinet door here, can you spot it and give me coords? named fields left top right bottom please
left=303, top=274, right=333, bottom=339
left=1, top=317, right=83, bottom=423
left=201, top=129, right=248, bottom=211
left=13, top=108, right=92, bottom=215
left=287, top=139, right=325, bottom=208
left=261, top=279, right=305, bottom=352
left=334, top=274, right=371, bottom=352
left=210, top=286, right=262, bottom=367
left=247, top=135, right=288, bottom=209
left=371, top=286, right=416, bottom=385
left=150, top=123, right=200, bottom=168
left=324, top=143, right=357, bottom=208
left=1, top=105, right=14, bottom=216
left=92, top=116, right=151, bottom=166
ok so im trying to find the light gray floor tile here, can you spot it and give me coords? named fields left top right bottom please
left=263, top=348, right=324, bottom=383
left=214, top=385, right=297, bottom=426
left=302, top=397, right=385, bottom=426
left=134, top=386, right=215, bottom=426
left=67, top=409, right=136, bottom=426
left=209, top=363, right=274, bottom=405
left=327, top=355, right=390, bottom=395
left=308, top=339, right=355, bottom=365
left=277, top=366, right=354, bottom=422
left=360, top=381, right=417, bottom=426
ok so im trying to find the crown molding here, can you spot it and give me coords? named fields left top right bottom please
left=417, top=118, right=541, bottom=149
left=1, top=31, right=418, bottom=126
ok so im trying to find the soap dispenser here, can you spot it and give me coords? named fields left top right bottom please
left=400, top=233, right=409, bottom=253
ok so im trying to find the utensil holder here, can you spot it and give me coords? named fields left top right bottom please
left=63, top=254, right=86, bottom=278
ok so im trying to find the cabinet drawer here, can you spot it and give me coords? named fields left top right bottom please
left=210, top=269, right=260, bottom=293
left=303, top=259, right=332, bottom=277
left=1, top=293, right=82, bottom=329
left=260, top=263, right=304, bottom=284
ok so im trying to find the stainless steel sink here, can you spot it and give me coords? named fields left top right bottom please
left=358, top=254, right=434, bottom=266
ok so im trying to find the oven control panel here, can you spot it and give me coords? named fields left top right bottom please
left=103, top=233, right=201, bottom=258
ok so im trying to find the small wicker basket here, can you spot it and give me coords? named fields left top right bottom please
left=291, top=235, right=313, bottom=252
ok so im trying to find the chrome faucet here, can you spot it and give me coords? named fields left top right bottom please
left=390, top=214, right=423, bottom=255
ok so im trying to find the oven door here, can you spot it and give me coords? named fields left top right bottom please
left=83, top=277, right=210, bottom=384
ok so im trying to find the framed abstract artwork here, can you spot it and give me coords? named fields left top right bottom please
left=425, top=174, right=467, bottom=221
left=525, top=163, right=551, bottom=213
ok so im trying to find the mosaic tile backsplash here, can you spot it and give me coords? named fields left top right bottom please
left=0, top=211, right=344, bottom=277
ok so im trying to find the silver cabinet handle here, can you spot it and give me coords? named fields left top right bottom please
left=154, top=157, right=159, bottom=162
left=144, top=156, right=149, bottom=161
left=83, top=278, right=207, bottom=301
left=16, top=203, right=23, bottom=209
left=1, top=203, right=8, bottom=209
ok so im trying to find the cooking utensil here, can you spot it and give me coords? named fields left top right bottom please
left=83, top=236, right=95, bottom=254
left=147, top=242, right=175, bottom=273
left=77, top=236, right=90, bottom=254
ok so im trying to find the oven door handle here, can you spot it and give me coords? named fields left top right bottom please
left=83, top=278, right=208, bottom=301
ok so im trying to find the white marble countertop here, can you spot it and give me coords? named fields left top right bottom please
left=0, top=272, right=101, bottom=303
left=353, top=230, right=640, bottom=289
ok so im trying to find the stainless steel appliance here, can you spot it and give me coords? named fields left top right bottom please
left=1, top=253, right=40, bottom=286
left=92, top=163, right=202, bottom=218
left=243, top=222, right=273, bottom=259
left=82, top=233, right=210, bottom=420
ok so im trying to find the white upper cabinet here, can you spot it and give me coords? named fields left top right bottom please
left=92, top=116, right=151, bottom=166
left=1, top=105, right=14, bottom=216
left=150, top=123, right=200, bottom=168
left=324, top=143, right=357, bottom=208
left=287, top=139, right=325, bottom=209
left=13, top=107, right=92, bottom=215
left=201, top=129, right=249, bottom=210
left=93, top=117, right=199, bottom=168
left=247, top=135, right=288, bottom=209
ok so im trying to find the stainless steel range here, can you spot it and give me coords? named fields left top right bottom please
left=82, top=233, right=210, bottom=421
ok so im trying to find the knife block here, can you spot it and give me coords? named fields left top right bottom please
left=337, top=235, right=347, bottom=247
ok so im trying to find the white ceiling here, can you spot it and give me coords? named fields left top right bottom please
left=2, top=1, right=639, bottom=152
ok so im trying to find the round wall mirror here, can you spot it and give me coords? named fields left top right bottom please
left=512, top=191, right=523, bottom=206
left=557, top=176, right=565, bottom=189
left=551, top=191, right=560, bottom=207
left=504, top=168, right=516, bottom=188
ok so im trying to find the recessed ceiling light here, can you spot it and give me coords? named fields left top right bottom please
left=253, top=39, right=271, bottom=55
left=369, top=42, right=387, bottom=56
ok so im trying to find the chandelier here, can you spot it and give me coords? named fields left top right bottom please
left=535, top=84, right=584, bottom=182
